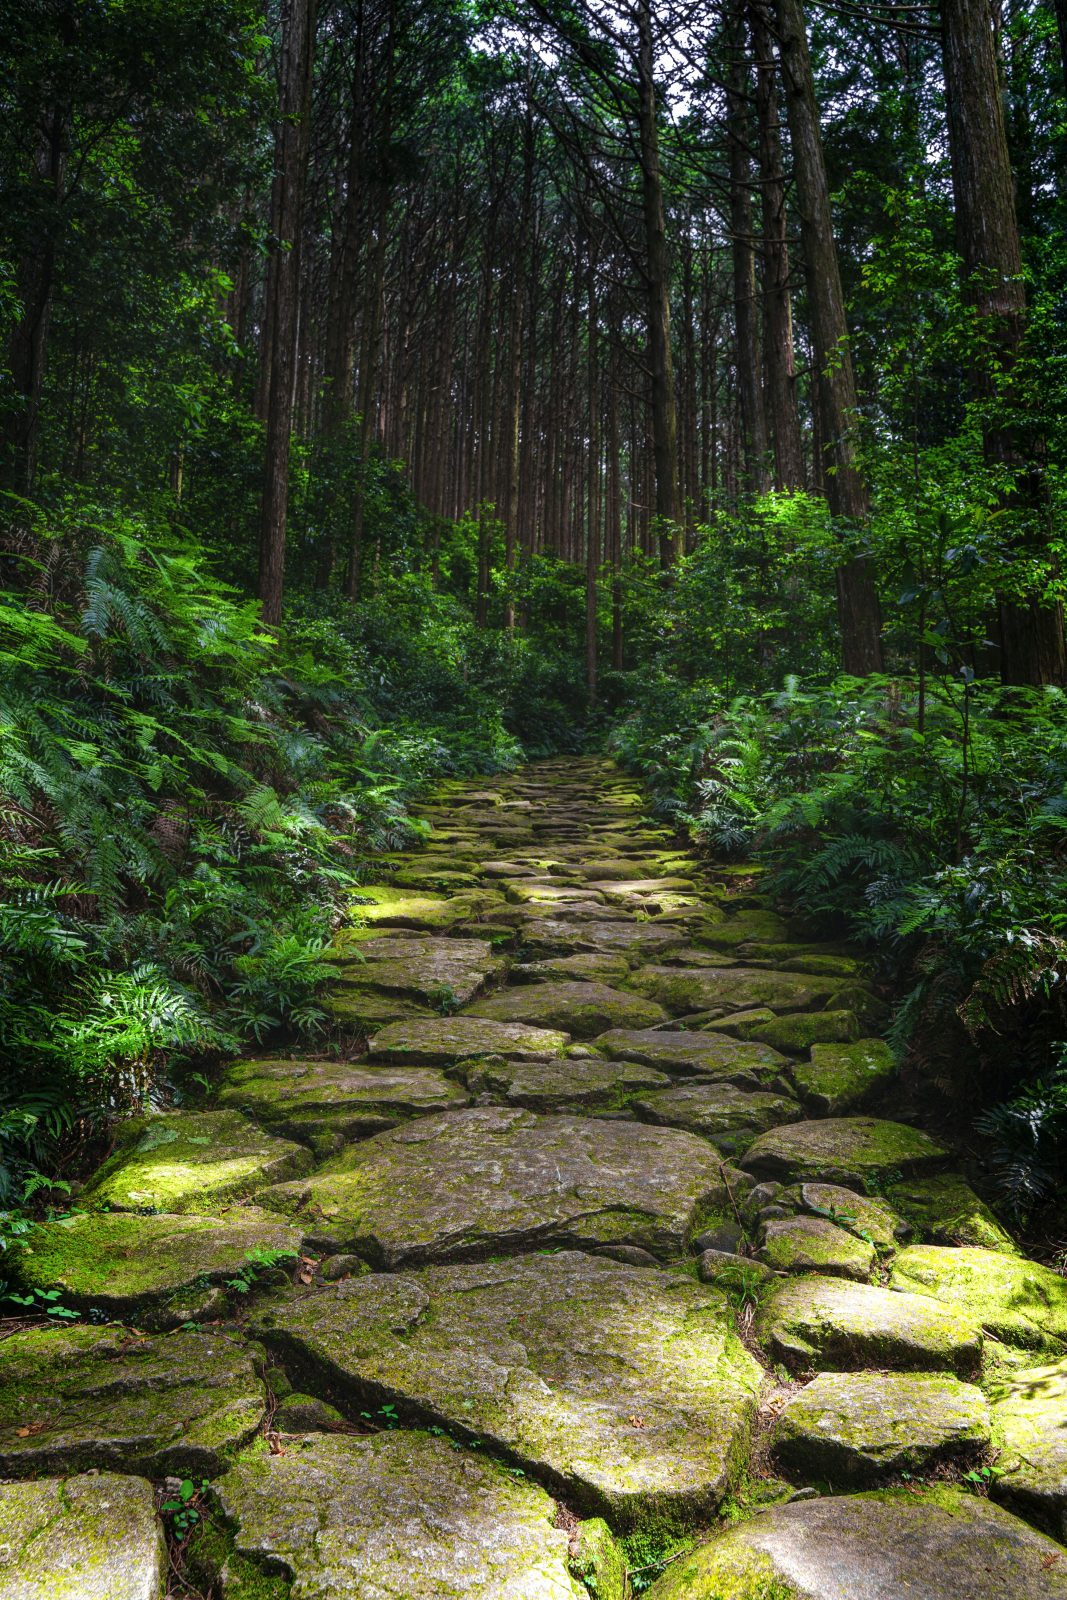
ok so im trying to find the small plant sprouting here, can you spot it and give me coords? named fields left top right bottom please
left=5, top=1286, right=78, bottom=1320
left=225, top=1246, right=299, bottom=1295
left=161, top=1477, right=210, bottom=1540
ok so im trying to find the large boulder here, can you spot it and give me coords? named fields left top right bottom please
left=743, top=1117, right=946, bottom=1189
left=254, top=1252, right=763, bottom=1527
left=757, top=1274, right=983, bottom=1375
left=0, top=1473, right=165, bottom=1600
left=790, top=1039, right=896, bottom=1115
left=213, top=1433, right=589, bottom=1598
left=644, top=1487, right=1067, bottom=1600
left=257, top=1105, right=744, bottom=1262
left=0, top=1325, right=265, bottom=1478
left=79, top=1110, right=311, bottom=1213
left=773, top=1370, right=990, bottom=1482
left=889, top=1245, right=1067, bottom=1350
left=633, top=1080, right=803, bottom=1155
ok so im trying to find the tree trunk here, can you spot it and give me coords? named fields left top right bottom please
left=727, top=22, right=771, bottom=493
left=749, top=0, right=804, bottom=490
left=774, top=0, right=883, bottom=673
left=258, top=0, right=317, bottom=625
left=636, top=0, right=681, bottom=563
left=941, top=0, right=1066, bottom=684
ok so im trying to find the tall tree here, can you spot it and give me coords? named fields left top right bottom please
left=774, top=0, right=884, bottom=673
left=258, top=0, right=317, bottom=625
left=940, top=0, right=1067, bottom=684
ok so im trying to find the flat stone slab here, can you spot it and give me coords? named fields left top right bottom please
left=743, top=1117, right=946, bottom=1188
left=738, top=1009, right=863, bottom=1052
left=782, top=1182, right=909, bottom=1251
left=0, top=1473, right=165, bottom=1600
left=757, top=1274, right=983, bottom=1374
left=889, top=1245, right=1067, bottom=1350
left=791, top=1039, right=896, bottom=1114
left=347, top=885, right=470, bottom=929
left=257, top=1105, right=742, bottom=1263
left=516, top=919, right=688, bottom=959
left=465, top=1056, right=670, bottom=1109
left=254, top=1252, right=763, bottom=1526
left=990, top=1358, right=1067, bottom=1539
left=646, top=1487, right=1067, bottom=1600
left=467, top=980, right=668, bottom=1038
left=219, top=1058, right=467, bottom=1144
left=630, top=964, right=847, bottom=1017
left=16, top=1208, right=303, bottom=1329
left=886, top=1173, right=1019, bottom=1254
left=759, top=1216, right=875, bottom=1281
left=513, top=952, right=631, bottom=983
left=595, top=1027, right=789, bottom=1085
left=79, top=1109, right=311, bottom=1213
left=332, top=934, right=506, bottom=1006
left=0, top=1325, right=265, bottom=1478
left=369, top=1016, right=569, bottom=1063
left=773, top=1371, right=990, bottom=1482
left=633, top=1081, right=803, bottom=1155
left=214, top=1432, right=587, bottom=1598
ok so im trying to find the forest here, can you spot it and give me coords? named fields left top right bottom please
left=3, top=0, right=1067, bottom=1592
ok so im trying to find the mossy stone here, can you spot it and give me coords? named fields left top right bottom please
left=0, top=1473, right=165, bottom=1600
left=889, top=1244, right=1067, bottom=1350
left=465, top=1055, right=670, bottom=1110
left=252, top=1252, right=763, bottom=1529
left=633, top=1081, right=803, bottom=1155
left=989, top=1357, right=1067, bottom=1539
left=80, top=1110, right=312, bottom=1214
left=571, top=1517, right=628, bottom=1600
left=369, top=1016, right=570, bottom=1062
left=773, top=1371, right=990, bottom=1483
left=790, top=1039, right=896, bottom=1115
left=692, top=910, right=792, bottom=951
left=219, top=1058, right=467, bottom=1142
left=257, top=1105, right=747, bottom=1263
left=516, top=918, right=688, bottom=961
left=644, top=1487, right=1067, bottom=1600
left=467, top=979, right=668, bottom=1038
left=594, top=1027, right=789, bottom=1086
left=0, top=1325, right=265, bottom=1478
left=271, top=1393, right=347, bottom=1432
left=782, top=1182, right=909, bottom=1251
left=347, top=884, right=469, bottom=929
left=213, top=1431, right=587, bottom=1597
left=16, top=1208, right=303, bottom=1329
left=757, top=1274, right=983, bottom=1374
left=758, top=1216, right=875, bottom=1281
left=885, top=1174, right=1020, bottom=1255
left=734, top=1010, right=862, bottom=1053
left=630, top=965, right=846, bottom=1018
left=338, top=932, right=505, bottom=1002
left=743, top=1116, right=946, bottom=1189
left=513, top=951, right=632, bottom=983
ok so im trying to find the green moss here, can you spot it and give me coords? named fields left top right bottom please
left=736, top=1011, right=862, bottom=1053
left=885, top=1175, right=1020, bottom=1256
left=790, top=1039, right=896, bottom=1116
left=889, top=1244, right=1067, bottom=1350
left=572, top=1517, right=628, bottom=1600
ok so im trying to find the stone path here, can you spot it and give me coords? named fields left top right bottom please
left=3, top=757, right=1067, bottom=1598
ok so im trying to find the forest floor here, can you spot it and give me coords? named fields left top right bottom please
left=1, top=758, right=1067, bottom=1598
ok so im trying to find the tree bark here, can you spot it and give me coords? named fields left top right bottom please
left=774, top=0, right=883, bottom=673
left=727, top=21, right=771, bottom=493
left=749, top=0, right=804, bottom=490
left=941, top=0, right=1066, bottom=684
left=258, top=0, right=317, bottom=625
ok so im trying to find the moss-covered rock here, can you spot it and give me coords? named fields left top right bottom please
left=989, top=1357, right=1067, bottom=1539
left=782, top=1182, right=909, bottom=1251
left=256, top=1105, right=747, bottom=1263
left=736, top=1010, right=862, bottom=1053
left=15, top=1208, right=303, bottom=1329
left=504, top=880, right=605, bottom=905
left=885, top=1174, right=1020, bottom=1255
left=629, top=965, right=845, bottom=1018
left=213, top=1432, right=587, bottom=1598
left=790, top=1039, right=897, bottom=1115
left=571, top=1517, right=628, bottom=1600
left=757, top=1274, right=983, bottom=1374
left=758, top=1216, right=875, bottom=1281
left=516, top=918, right=688, bottom=961
left=633, top=1081, right=803, bottom=1155
left=368, top=1016, right=570, bottom=1062
left=513, top=951, right=632, bottom=983
left=464, top=1055, right=670, bottom=1110
left=773, top=1371, right=990, bottom=1482
left=0, top=1325, right=265, bottom=1478
left=80, top=1110, right=312, bottom=1214
left=346, top=884, right=470, bottom=929
left=271, top=1392, right=347, bottom=1432
left=594, top=1027, right=789, bottom=1086
left=219, top=1058, right=468, bottom=1144
left=743, top=1117, right=946, bottom=1189
left=692, top=910, right=792, bottom=951
left=467, top=979, right=668, bottom=1038
left=252, top=1252, right=763, bottom=1529
left=0, top=1473, right=165, bottom=1600
left=331, top=933, right=507, bottom=1007
left=889, top=1245, right=1067, bottom=1350
left=644, top=1487, right=1067, bottom=1600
